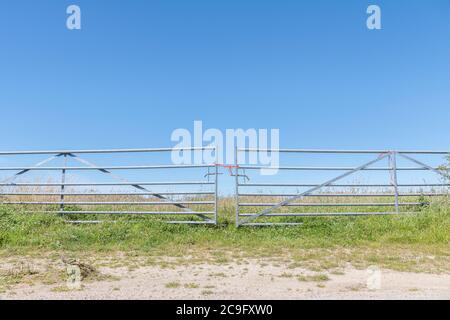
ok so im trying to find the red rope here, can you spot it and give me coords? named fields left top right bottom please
left=214, top=163, right=239, bottom=175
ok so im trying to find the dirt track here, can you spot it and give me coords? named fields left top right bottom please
left=2, top=260, right=450, bottom=300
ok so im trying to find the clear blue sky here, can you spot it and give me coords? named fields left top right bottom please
left=0, top=0, right=449, bottom=151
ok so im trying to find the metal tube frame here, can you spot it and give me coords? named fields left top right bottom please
left=1, top=147, right=448, bottom=227
left=235, top=149, right=449, bottom=226
left=0, top=147, right=219, bottom=225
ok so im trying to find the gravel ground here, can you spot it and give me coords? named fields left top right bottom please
left=2, top=259, right=450, bottom=300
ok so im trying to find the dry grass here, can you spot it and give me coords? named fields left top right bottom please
left=1, top=177, right=447, bottom=223
left=0, top=182, right=449, bottom=288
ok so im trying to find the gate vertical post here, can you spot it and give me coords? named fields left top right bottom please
left=214, top=146, right=219, bottom=225
left=389, top=151, right=399, bottom=213
left=235, top=146, right=240, bottom=227
left=60, top=153, right=68, bottom=215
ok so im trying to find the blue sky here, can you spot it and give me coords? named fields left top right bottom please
left=0, top=1, right=449, bottom=195
left=0, top=0, right=449, bottom=152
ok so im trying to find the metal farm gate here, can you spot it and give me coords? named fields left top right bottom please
left=234, top=148, right=449, bottom=226
left=0, top=147, right=218, bottom=224
left=0, top=146, right=448, bottom=227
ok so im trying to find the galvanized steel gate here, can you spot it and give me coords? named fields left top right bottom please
left=235, top=149, right=449, bottom=226
left=0, top=147, right=218, bottom=224
left=0, top=147, right=448, bottom=226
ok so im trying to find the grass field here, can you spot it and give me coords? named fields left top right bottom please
left=0, top=194, right=449, bottom=298
left=1, top=196, right=449, bottom=271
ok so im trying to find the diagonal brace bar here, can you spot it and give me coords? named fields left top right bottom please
left=398, top=153, right=449, bottom=179
left=0, top=153, right=65, bottom=184
left=67, top=153, right=212, bottom=221
left=240, top=152, right=390, bottom=225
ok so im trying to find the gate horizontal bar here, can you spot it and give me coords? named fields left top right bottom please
left=0, top=147, right=215, bottom=155
left=166, top=220, right=216, bottom=225
left=0, top=192, right=215, bottom=196
left=238, top=193, right=447, bottom=197
left=0, top=181, right=213, bottom=186
left=239, top=222, right=304, bottom=226
left=239, top=148, right=450, bottom=154
left=238, top=202, right=424, bottom=207
left=239, top=166, right=445, bottom=171
left=29, top=211, right=215, bottom=215
left=2, top=201, right=214, bottom=205
left=239, top=212, right=402, bottom=217
left=0, top=164, right=214, bottom=171
left=66, top=220, right=216, bottom=225
left=239, top=183, right=449, bottom=187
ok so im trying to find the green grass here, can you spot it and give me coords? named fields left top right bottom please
left=1, top=200, right=448, bottom=251
left=0, top=198, right=449, bottom=273
left=165, top=281, right=181, bottom=289
left=297, top=273, right=330, bottom=282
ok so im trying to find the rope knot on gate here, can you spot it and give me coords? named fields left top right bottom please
left=214, top=163, right=240, bottom=176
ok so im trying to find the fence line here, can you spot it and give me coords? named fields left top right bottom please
left=0, top=147, right=218, bottom=225
left=235, top=148, right=449, bottom=226
left=0, top=147, right=448, bottom=227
